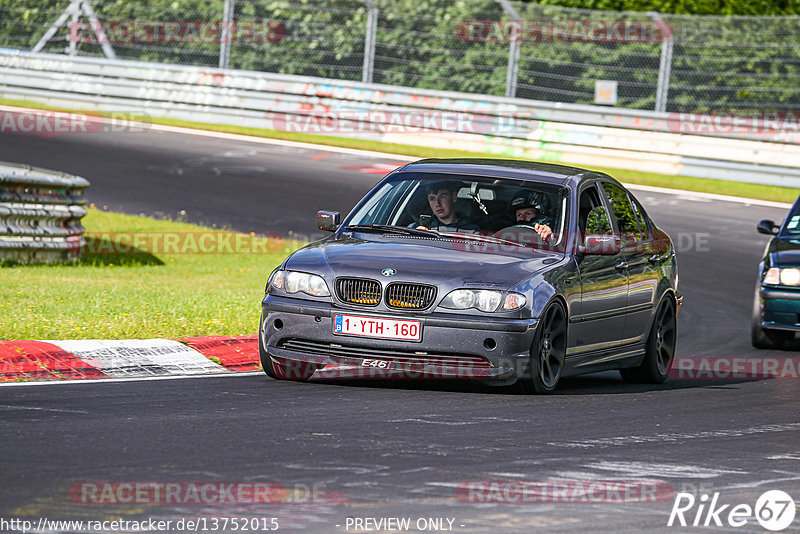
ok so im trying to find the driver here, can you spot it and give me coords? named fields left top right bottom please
left=506, top=191, right=554, bottom=242
left=415, top=181, right=479, bottom=232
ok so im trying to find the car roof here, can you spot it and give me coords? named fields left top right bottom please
left=395, top=158, right=611, bottom=188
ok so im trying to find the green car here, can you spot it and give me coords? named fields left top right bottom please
left=753, top=195, right=800, bottom=348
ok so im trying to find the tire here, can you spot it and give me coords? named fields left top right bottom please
left=258, top=316, right=317, bottom=381
left=752, top=324, right=793, bottom=349
left=751, top=294, right=793, bottom=349
left=620, top=297, right=676, bottom=384
left=258, top=321, right=277, bottom=379
left=514, top=300, right=567, bottom=394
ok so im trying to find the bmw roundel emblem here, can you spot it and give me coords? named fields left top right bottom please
left=381, top=268, right=396, bottom=277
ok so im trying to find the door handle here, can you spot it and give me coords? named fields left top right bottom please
left=615, top=260, right=629, bottom=270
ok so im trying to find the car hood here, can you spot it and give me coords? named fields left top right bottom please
left=770, top=236, right=800, bottom=266
left=284, top=234, right=561, bottom=289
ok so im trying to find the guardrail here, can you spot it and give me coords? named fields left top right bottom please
left=0, top=161, right=89, bottom=263
left=1, top=50, right=798, bottom=188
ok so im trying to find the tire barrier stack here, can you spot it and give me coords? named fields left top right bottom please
left=0, top=162, right=89, bottom=263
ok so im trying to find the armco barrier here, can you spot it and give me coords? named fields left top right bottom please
left=1, top=50, right=798, bottom=187
left=0, top=161, right=89, bottom=263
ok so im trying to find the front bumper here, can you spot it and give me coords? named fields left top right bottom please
left=758, top=286, right=800, bottom=332
left=261, top=295, right=538, bottom=381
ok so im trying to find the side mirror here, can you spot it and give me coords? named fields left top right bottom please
left=317, top=210, right=340, bottom=232
left=580, top=234, right=621, bottom=255
left=757, top=219, right=779, bottom=235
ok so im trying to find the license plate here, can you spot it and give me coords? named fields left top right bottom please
left=333, top=314, right=422, bottom=342
left=362, top=359, right=392, bottom=369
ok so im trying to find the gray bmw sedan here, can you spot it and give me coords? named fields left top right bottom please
left=260, top=159, right=681, bottom=393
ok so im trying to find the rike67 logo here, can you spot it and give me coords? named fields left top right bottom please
left=668, top=490, right=796, bottom=531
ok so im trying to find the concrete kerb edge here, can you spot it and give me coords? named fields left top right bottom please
left=0, top=336, right=262, bottom=384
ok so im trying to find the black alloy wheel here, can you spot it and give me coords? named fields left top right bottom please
left=621, top=297, right=676, bottom=384
left=515, top=300, right=567, bottom=394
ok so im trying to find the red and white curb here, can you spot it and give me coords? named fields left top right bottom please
left=0, top=336, right=260, bottom=383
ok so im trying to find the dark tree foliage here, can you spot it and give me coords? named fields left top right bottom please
left=1, top=0, right=797, bottom=111
left=524, top=0, right=799, bottom=16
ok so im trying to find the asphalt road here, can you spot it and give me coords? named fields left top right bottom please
left=0, top=126, right=385, bottom=236
left=1, top=125, right=799, bottom=533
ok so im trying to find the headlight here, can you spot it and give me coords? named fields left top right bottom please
left=444, top=289, right=476, bottom=309
left=270, top=270, right=330, bottom=297
left=440, top=289, right=525, bottom=313
left=781, top=268, right=800, bottom=286
left=764, top=267, right=800, bottom=286
left=269, top=270, right=284, bottom=290
left=476, top=290, right=502, bottom=312
left=502, top=293, right=527, bottom=310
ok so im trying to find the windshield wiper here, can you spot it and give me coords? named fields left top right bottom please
left=344, top=224, right=442, bottom=238
left=437, top=231, right=548, bottom=250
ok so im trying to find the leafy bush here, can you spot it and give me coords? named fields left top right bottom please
left=0, top=0, right=797, bottom=111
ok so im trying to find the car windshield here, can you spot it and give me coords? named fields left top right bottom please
left=783, top=202, right=800, bottom=235
left=344, top=173, right=570, bottom=252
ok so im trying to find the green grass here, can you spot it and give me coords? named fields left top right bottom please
left=0, top=208, right=297, bottom=340
left=2, top=97, right=798, bottom=204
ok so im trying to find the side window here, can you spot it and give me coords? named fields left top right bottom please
left=629, top=196, right=651, bottom=240
left=600, top=182, right=638, bottom=244
left=578, top=185, right=612, bottom=235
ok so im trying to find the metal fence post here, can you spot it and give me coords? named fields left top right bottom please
left=362, top=0, right=378, bottom=84
left=33, top=0, right=115, bottom=59
left=496, top=0, right=521, bottom=99
left=68, top=5, right=79, bottom=55
left=79, top=0, right=116, bottom=58
left=649, top=11, right=673, bottom=113
left=33, top=0, right=81, bottom=54
left=219, top=0, right=234, bottom=69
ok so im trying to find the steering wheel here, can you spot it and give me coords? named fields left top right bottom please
left=493, top=224, right=546, bottom=248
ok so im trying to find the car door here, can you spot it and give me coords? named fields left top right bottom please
left=599, top=182, right=660, bottom=343
left=569, top=182, right=630, bottom=356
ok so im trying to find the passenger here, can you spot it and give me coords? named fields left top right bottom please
left=415, top=181, right=479, bottom=232
left=506, top=191, right=554, bottom=242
